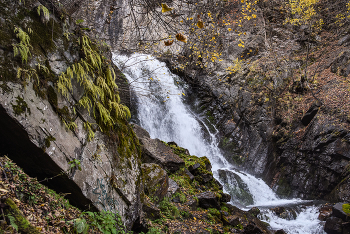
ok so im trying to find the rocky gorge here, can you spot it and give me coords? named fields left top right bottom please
left=0, top=0, right=350, bottom=233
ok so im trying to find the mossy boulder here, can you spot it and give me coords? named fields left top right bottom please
left=142, top=163, right=169, bottom=203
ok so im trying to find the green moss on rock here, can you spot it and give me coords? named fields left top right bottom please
left=343, top=203, right=350, bottom=215
left=44, top=135, right=56, bottom=148
left=4, top=198, right=42, bottom=234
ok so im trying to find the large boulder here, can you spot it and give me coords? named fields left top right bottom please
left=141, top=163, right=169, bottom=203
left=323, top=203, right=350, bottom=234
left=196, top=191, right=220, bottom=209
left=324, top=217, right=343, bottom=234
left=332, top=203, right=349, bottom=221
left=132, top=124, right=185, bottom=172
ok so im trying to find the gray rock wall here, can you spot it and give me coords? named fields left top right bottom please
left=0, top=0, right=142, bottom=228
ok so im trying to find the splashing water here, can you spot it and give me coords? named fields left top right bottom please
left=112, top=53, right=325, bottom=234
left=261, top=206, right=325, bottom=234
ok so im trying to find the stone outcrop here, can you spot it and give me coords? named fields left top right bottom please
left=0, top=0, right=142, bottom=229
left=132, top=124, right=185, bottom=172
left=141, top=163, right=169, bottom=203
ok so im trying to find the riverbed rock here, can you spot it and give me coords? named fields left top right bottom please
left=141, top=163, right=169, bottom=203
left=196, top=191, right=220, bottom=209
left=270, top=207, right=297, bottom=220
left=332, top=203, right=349, bottom=221
left=213, top=178, right=224, bottom=190
left=324, top=216, right=344, bottom=234
left=275, top=230, right=287, bottom=234
left=248, top=207, right=260, bottom=218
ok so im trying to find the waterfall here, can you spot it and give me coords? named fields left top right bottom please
left=112, top=53, right=325, bottom=234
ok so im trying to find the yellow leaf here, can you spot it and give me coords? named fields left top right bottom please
left=161, top=3, right=173, bottom=13
left=176, top=33, right=187, bottom=43
left=164, top=40, right=174, bottom=46
left=228, top=28, right=232, bottom=31
left=197, top=19, right=204, bottom=28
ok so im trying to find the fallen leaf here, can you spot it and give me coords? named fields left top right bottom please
left=197, top=19, right=204, bottom=28
left=161, top=3, right=173, bottom=13
left=176, top=33, right=187, bottom=43
left=164, top=40, right=174, bottom=46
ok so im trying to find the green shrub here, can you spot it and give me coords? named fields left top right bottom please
left=159, top=197, right=179, bottom=219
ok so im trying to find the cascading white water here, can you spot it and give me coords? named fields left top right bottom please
left=262, top=206, right=325, bottom=234
left=112, top=53, right=325, bottom=234
left=112, top=53, right=228, bottom=170
left=233, top=170, right=303, bottom=207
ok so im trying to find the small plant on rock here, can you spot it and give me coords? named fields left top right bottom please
left=12, top=27, right=32, bottom=63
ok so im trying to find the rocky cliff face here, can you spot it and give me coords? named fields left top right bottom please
left=0, top=0, right=143, bottom=229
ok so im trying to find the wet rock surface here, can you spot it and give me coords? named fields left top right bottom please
left=270, top=207, right=297, bottom=220
left=217, top=169, right=254, bottom=206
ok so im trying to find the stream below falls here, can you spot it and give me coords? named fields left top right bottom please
left=113, top=53, right=326, bottom=234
